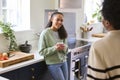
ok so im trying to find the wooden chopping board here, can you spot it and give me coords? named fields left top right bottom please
left=92, top=33, right=106, bottom=38
left=0, top=51, right=34, bottom=68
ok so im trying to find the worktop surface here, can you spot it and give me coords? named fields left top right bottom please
left=0, top=37, right=101, bottom=74
left=0, top=76, right=9, bottom=80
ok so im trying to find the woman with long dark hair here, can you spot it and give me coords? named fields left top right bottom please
left=38, top=12, right=68, bottom=80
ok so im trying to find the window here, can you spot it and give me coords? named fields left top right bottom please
left=0, top=0, right=30, bottom=31
left=84, top=0, right=103, bottom=22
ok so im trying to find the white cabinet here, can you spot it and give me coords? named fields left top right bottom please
left=59, top=0, right=82, bottom=9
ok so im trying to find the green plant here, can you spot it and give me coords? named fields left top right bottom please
left=92, top=3, right=102, bottom=22
left=0, top=21, right=18, bottom=51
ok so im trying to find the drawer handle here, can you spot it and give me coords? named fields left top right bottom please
left=72, top=59, right=80, bottom=62
left=32, top=76, right=35, bottom=79
left=31, top=68, right=35, bottom=71
left=85, top=55, right=88, bottom=58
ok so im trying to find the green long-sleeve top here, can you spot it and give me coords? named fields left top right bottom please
left=38, top=28, right=68, bottom=65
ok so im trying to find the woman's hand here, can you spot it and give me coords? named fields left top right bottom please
left=55, top=43, right=65, bottom=51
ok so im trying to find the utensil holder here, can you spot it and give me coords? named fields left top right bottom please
left=81, top=32, right=89, bottom=39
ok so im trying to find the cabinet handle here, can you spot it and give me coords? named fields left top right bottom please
left=72, top=58, right=80, bottom=62
left=85, top=64, right=88, bottom=67
left=32, top=76, right=35, bottom=80
left=85, top=55, right=88, bottom=58
left=31, top=68, right=35, bottom=71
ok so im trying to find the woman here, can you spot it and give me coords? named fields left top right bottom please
left=87, top=0, right=120, bottom=80
left=38, top=12, right=68, bottom=80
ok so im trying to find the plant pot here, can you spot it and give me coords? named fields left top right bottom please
left=81, top=32, right=89, bottom=39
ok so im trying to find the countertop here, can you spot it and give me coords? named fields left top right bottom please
left=0, top=76, right=9, bottom=80
left=0, top=51, right=44, bottom=74
left=0, top=37, right=101, bottom=74
left=68, top=37, right=101, bottom=49
left=77, top=37, right=102, bottom=42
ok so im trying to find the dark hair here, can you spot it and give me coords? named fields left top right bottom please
left=46, top=12, right=68, bottom=39
left=101, top=0, right=120, bottom=30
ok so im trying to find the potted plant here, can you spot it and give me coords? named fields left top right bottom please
left=0, top=21, right=18, bottom=51
left=80, top=22, right=93, bottom=39
left=92, top=3, right=102, bottom=22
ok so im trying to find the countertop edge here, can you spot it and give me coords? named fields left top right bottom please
left=0, top=52, right=44, bottom=74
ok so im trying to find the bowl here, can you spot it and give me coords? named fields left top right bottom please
left=19, top=44, right=32, bottom=53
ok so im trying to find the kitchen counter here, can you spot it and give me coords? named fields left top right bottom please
left=0, top=76, right=9, bottom=80
left=0, top=51, right=44, bottom=74
left=0, top=37, right=102, bottom=75
left=68, top=37, right=102, bottom=50
left=78, top=37, right=102, bottom=42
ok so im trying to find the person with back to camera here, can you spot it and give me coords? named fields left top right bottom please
left=38, top=12, right=68, bottom=80
left=87, top=0, right=120, bottom=80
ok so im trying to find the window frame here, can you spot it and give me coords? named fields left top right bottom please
left=84, top=0, right=103, bottom=23
left=0, top=0, right=30, bottom=32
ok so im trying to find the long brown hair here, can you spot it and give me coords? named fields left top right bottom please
left=46, top=12, right=68, bottom=39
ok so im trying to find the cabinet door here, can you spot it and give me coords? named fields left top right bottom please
left=17, top=61, right=45, bottom=80
left=59, top=0, right=82, bottom=8
left=33, top=61, right=53, bottom=80
left=17, top=61, right=53, bottom=80
left=17, top=65, right=33, bottom=80
left=0, top=70, right=18, bottom=80
left=33, top=61, right=46, bottom=80
left=0, top=61, right=53, bottom=80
